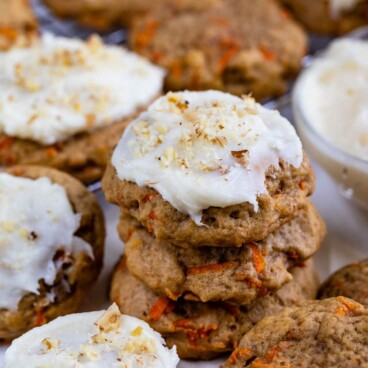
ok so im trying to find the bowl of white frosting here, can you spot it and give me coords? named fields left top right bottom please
left=293, top=34, right=368, bottom=209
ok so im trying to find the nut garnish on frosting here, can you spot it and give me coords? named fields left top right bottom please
left=0, top=33, right=165, bottom=144
left=112, top=90, right=303, bottom=225
left=4, top=304, right=180, bottom=367
left=0, top=173, right=92, bottom=310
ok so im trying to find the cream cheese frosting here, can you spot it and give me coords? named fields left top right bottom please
left=112, top=90, right=303, bottom=225
left=4, top=304, right=180, bottom=368
left=330, top=0, right=362, bottom=16
left=0, top=173, right=92, bottom=310
left=297, top=38, right=368, bottom=161
left=0, top=33, right=165, bottom=145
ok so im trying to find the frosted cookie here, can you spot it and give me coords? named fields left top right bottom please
left=319, top=258, right=368, bottom=307
left=43, top=0, right=220, bottom=30
left=0, top=0, right=38, bottom=50
left=110, top=260, right=319, bottom=360
left=0, top=166, right=105, bottom=342
left=281, top=0, right=368, bottom=34
left=0, top=33, right=165, bottom=183
left=119, top=201, right=325, bottom=305
left=129, top=0, right=307, bottom=100
left=4, top=304, right=179, bottom=367
left=103, top=90, right=314, bottom=248
left=224, top=297, right=368, bottom=368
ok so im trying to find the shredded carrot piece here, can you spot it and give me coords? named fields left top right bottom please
left=150, top=51, right=164, bottom=62
left=280, top=8, right=291, bottom=19
left=188, top=261, right=238, bottom=275
left=174, top=319, right=218, bottom=347
left=147, top=223, right=154, bottom=233
left=148, top=211, right=159, bottom=220
left=174, top=319, right=192, bottom=329
left=150, top=296, right=170, bottom=321
left=142, top=193, right=156, bottom=203
left=336, top=296, right=360, bottom=315
left=0, top=136, right=15, bottom=151
left=299, top=181, right=306, bottom=190
left=135, top=20, right=158, bottom=49
left=117, top=258, right=127, bottom=270
left=170, top=62, right=183, bottom=78
left=0, top=27, right=18, bottom=41
left=335, top=305, right=348, bottom=316
left=259, top=45, right=276, bottom=61
left=35, top=309, right=46, bottom=327
left=216, top=44, right=240, bottom=74
left=228, top=348, right=253, bottom=364
left=249, top=243, right=265, bottom=274
left=251, top=342, right=292, bottom=368
left=252, top=363, right=291, bottom=368
left=45, top=147, right=58, bottom=158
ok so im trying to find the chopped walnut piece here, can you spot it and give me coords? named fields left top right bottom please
left=41, top=337, right=60, bottom=351
left=94, top=303, right=122, bottom=332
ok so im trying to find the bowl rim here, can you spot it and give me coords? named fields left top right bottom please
left=292, top=26, right=368, bottom=169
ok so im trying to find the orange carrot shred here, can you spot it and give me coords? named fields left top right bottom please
left=252, top=363, right=292, bottom=368
left=249, top=243, right=265, bottom=274
left=228, top=348, right=253, bottom=364
left=148, top=211, right=159, bottom=220
left=0, top=136, right=15, bottom=151
left=170, top=62, right=183, bottom=78
left=216, top=45, right=240, bottom=74
left=259, top=45, right=276, bottom=61
left=117, top=258, right=127, bottom=270
left=142, top=193, right=156, bottom=203
left=45, top=147, right=58, bottom=158
left=150, top=296, right=170, bottom=321
left=135, top=20, right=158, bottom=49
left=0, top=27, right=18, bottom=41
left=35, top=308, right=46, bottom=327
left=336, top=296, right=360, bottom=314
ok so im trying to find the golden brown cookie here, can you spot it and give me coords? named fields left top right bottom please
left=0, top=34, right=164, bottom=184
left=319, top=259, right=368, bottom=307
left=129, top=0, right=307, bottom=100
left=0, top=166, right=105, bottom=342
left=0, top=113, right=139, bottom=184
left=224, top=297, right=368, bottom=368
left=119, top=201, right=325, bottom=305
left=110, top=260, right=319, bottom=360
left=43, top=0, right=220, bottom=29
left=103, top=153, right=314, bottom=248
left=0, top=0, right=38, bottom=50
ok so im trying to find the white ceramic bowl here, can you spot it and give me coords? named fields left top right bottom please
left=293, top=27, right=368, bottom=210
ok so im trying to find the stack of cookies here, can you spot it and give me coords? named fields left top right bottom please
left=102, top=90, right=326, bottom=359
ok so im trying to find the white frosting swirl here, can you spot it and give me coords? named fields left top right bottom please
left=0, top=33, right=165, bottom=144
left=298, top=38, right=368, bottom=161
left=4, top=304, right=180, bottom=368
left=0, top=173, right=92, bottom=310
left=112, top=91, right=303, bottom=225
